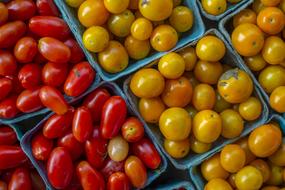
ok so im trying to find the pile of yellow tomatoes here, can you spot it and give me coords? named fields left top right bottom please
left=201, top=0, right=243, bottom=16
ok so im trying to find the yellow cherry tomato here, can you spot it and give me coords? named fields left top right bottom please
left=237, top=137, right=256, bottom=164
left=131, top=18, right=153, bottom=40
left=164, top=139, right=190, bottom=159
left=169, top=6, right=193, bottom=33
left=128, top=0, right=139, bottom=10
left=83, top=26, right=109, bottom=53
left=244, top=54, right=267, bottom=72
left=262, top=36, right=285, bottom=65
left=238, top=97, right=262, bottom=121
left=108, top=10, right=135, bottom=37
left=65, top=0, right=85, bottom=7
left=124, top=35, right=150, bottom=60
left=104, top=0, right=129, bottom=14
left=196, top=35, right=226, bottom=62
left=138, top=0, right=173, bottom=21
left=190, top=136, right=211, bottom=154
left=252, top=0, right=265, bottom=14
left=179, top=47, right=197, bottom=71
left=235, top=166, right=263, bottom=190
left=233, top=9, right=257, bottom=28
left=130, top=68, right=165, bottom=98
left=250, top=159, right=271, bottom=182
left=269, top=142, right=285, bottom=167
left=218, top=68, right=253, bottom=104
left=158, top=52, right=185, bottom=79
left=192, top=84, right=216, bottom=111
left=150, top=25, right=178, bottom=52
left=201, top=154, right=229, bottom=181
left=98, top=41, right=128, bottom=73
left=159, top=107, right=191, bottom=141
left=201, top=0, right=227, bottom=16
left=183, top=72, right=200, bottom=88
left=220, top=109, right=244, bottom=139
left=261, top=0, right=281, bottom=6
left=139, top=97, right=166, bottom=123
left=205, top=178, right=233, bottom=190
left=270, top=86, right=285, bottom=113
left=193, top=110, right=222, bottom=143
left=194, top=61, right=223, bottom=85
left=266, top=163, right=284, bottom=186
left=214, top=92, right=232, bottom=113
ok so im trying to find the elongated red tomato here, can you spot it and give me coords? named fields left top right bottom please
left=0, top=78, right=12, bottom=101
left=29, top=16, right=71, bottom=40
left=0, top=95, right=19, bottom=119
left=64, top=62, right=95, bottom=97
left=64, top=39, right=85, bottom=64
left=0, top=3, right=8, bottom=25
left=30, top=170, right=46, bottom=190
left=0, top=145, right=27, bottom=170
left=107, top=172, right=130, bottom=190
left=7, top=75, right=23, bottom=94
left=101, top=158, right=125, bottom=179
left=7, top=0, right=36, bottom=21
left=36, top=0, right=60, bottom=16
left=0, top=126, right=17, bottom=145
left=0, top=21, right=26, bottom=48
left=31, top=132, right=53, bottom=161
left=18, top=63, right=41, bottom=89
left=100, top=96, right=127, bottom=139
left=0, top=51, right=17, bottom=76
left=83, top=88, right=111, bottom=123
left=8, top=167, right=32, bottom=190
left=42, top=62, right=68, bottom=87
left=14, top=37, right=38, bottom=63
left=39, top=86, right=69, bottom=115
left=38, top=37, right=71, bottom=63
left=16, top=88, right=43, bottom=113
left=72, top=106, right=93, bottom=142
left=132, top=138, right=161, bottom=169
left=124, top=156, right=147, bottom=188
left=43, top=108, right=74, bottom=139
left=47, top=147, right=73, bottom=189
left=76, top=161, right=105, bottom=190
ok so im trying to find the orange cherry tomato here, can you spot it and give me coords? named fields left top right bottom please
left=194, top=60, right=223, bottom=85
left=236, top=137, right=256, bottom=164
left=179, top=47, right=197, bottom=71
left=192, top=84, right=216, bottom=111
left=164, top=139, right=190, bottom=159
left=138, top=0, right=173, bottom=21
left=238, top=97, right=262, bottom=121
left=270, top=86, right=285, bottom=113
left=262, top=36, right=285, bottom=65
left=250, top=159, right=271, bottom=182
left=138, top=97, right=166, bottom=123
left=233, top=9, right=257, bottom=28
left=124, top=35, right=150, bottom=60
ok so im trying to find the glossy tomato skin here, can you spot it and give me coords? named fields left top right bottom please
left=43, top=108, right=74, bottom=139
left=42, top=62, right=68, bottom=87
left=29, top=16, right=71, bottom=40
left=0, top=21, right=26, bottom=48
left=38, top=37, right=71, bottom=63
left=72, top=106, right=93, bottom=142
left=0, top=126, right=17, bottom=145
left=83, top=88, right=111, bottom=123
left=100, top=96, right=127, bottom=139
left=0, top=78, right=12, bottom=101
left=76, top=161, right=105, bottom=190
left=39, top=86, right=69, bottom=115
left=14, top=37, right=38, bottom=64
left=64, top=39, right=85, bottom=64
left=64, top=62, right=95, bottom=97
left=16, top=87, right=43, bottom=113
left=107, top=172, right=131, bottom=190
left=7, top=0, right=36, bottom=21
left=0, top=51, right=17, bottom=76
left=8, top=167, right=32, bottom=190
left=124, top=156, right=147, bottom=188
left=47, top=147, right=73, bottom=189
left=0, top=95, right=19, bottom=119
left=0, top=3, right=8, bottom=25
left=31, top=132, right=53, bottom=161
left=7, top=75, right=23, bottom=94
left=0, top=145, right=27, bottom=170
left=100, top=158, right=125, bottom=179
left=121, top=117, right=144, bottom=142
left=18, top=63, right=41, bottom=89
left=36, top=0, right=60, bottom=16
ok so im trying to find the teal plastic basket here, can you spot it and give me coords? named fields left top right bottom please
left=20, top=81, right=168, bottom=190
left=53, top=0, right=205, bottom=81
left=123, top=28, right=269, bottom=170
left=153, top=180, right=195, bottom=190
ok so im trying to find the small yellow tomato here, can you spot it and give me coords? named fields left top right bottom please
left=65, top=0, right=85, bottom=7
left=235, top=166, right=263, bottom=190
left=124, top=35, right=150, bottom=60
left=158, top=52, right=185, bottom=79
left=164, top=139, right=190, bottom=159
left=270, top=86, right=285, bottom=113
left=214, top=92, right=232, bottom=113
left=108, top=10, right=135, bottom=37
left=139, top=0, right=173, bottom=21
left=179, top=47, right=197, bottom=71
left=261, top=0, right=281, bottom=6
left=250, top=159, right=271, bottom=182
left=192, top=84, right=216, bottom=111
left=169, top=6, right=193, bottom=33
left=205, top=178, right=233, bottom=190
left=233, top=9, right=257, bottom=28
left=238, top=97, right=262, bottom=121
left=190, top=136, right=211, bottom=154
left=83, top=26, right=109, bottom=53
left=266, top=163, right=284, bottom=186
left=237, top=137, right=256, bottom=164
left=201, top=0, right=227, bottom=16
left=262, top=36, right=285, bottom=65
left=139, top=97, right=166, bottom=124
left=244, top=54, right=267, bottom=72
left=131, top=18, right=153, bottom=40
left=194, top=61, right=223, bottom=85
left=104, top=0, right=129, bottom=14
left=220, top=109, right=244, bottom=139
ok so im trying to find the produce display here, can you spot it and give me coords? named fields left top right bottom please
left=200, top=0, right=243, bottom=16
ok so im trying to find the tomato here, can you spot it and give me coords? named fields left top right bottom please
left=131, top=18, right=153, bottom=41
left=16, top=88, right=43, bottom=113
left=192, top=84, right=216, bottom=111
left=42, top=62, right=68, bottom=87
left=169, top=6, right=193, bottom=33
left=31, top=132, right=53, bottom=161
left=244, top=54, right=267, bottom=72
left=18, top=64, right=41, bottom=89
left=107, top=172, right=130, bottom=190
left=250, top=159, right=271, bottom=182
left=214, top=92, right=232, bottom=113
left=0, top=3, right=8, bottom=25
left=82, top=26, right=109, bottom=53
left=104, top=0, right=129, bottom=14
left=65, top=0, right=85, bottom=8
left=159, top=107, right=191, bottom=141
left=7, top=0, right=36, bottom=21
left=121, top=117, right=144, bottom=142
left=39, top=86, right=69, bottom=115
left=201, top=0, right=227, bottom=15
left=235, top=166, right=263, bottom=190
left=36, top=0, right=60, bottom=16
left=78, top=0, right=109, bottom=27
left=0, top=145, right=27, bottom=170
left=0, top=96, right=19, bottom=119
left=101, top=158, right=124, bottom=179
left=64, top=38, right=84, bottom=64
left=14, top=37, right=37, bottom=63
left=179, top=47, right=197, bottom=71
left=262, top=36, right=285, bottom=65
left=270, top=86, right=285, bottom=113
left=98, top=41, right=129, bottom=73
left=201, top=154, right=229, bottom=181
left=0, top=126, right=17, bottom=145
left=108, top=135, right=129, bottom=162
left=0, top=21, right=26, bottom=48
left=47, top=147, right=73, bottom=189
left=76, top=161, right=105, bottom=190
left=239, top=97, right=262, bottom=121
left=8, top=167, right=32, bottom=190
left=124, top=35, right=150, bottom=60
left=158, top=52, right=185, bottom=79
left=190, top=136, right=211, bottom=154
left=233, top=9, right=257, bottom=28
left=236, top=137, right=256, bottom=164
left=269, top=142, right=285, bottom=167
left=220, top=109, right=244, bottom=139
left=150, top=25, right=178, bottom=52
left=33, top=52, right=47, bottom=65
left=204, top=178, right=233, bottom=190
left=43, top=109, right=74, bottom=139
left=267, top=163, right=283, bottom=186
left=124, top=156, right=147, bottom=188
left=194, top=61, right=223, bottom=85
left=138, top=97, right=166, bottom=123
left=261, top=0, right=281, bottom=6
left=0, top=51, right=17, bottom=77
left=0, top=78, right=12, bottom=101
left=30, top=170, right=46, bottom=190
left=139, top=0, right=172, bottom=21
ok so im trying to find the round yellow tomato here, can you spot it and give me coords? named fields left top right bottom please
left=218, top=68, right=253, bottom=104
left=164, top=139, right=190, bottom=158
left=231, top=23, right=264, bottom=57
left=183, top=72, right=200, bottom=88
left=78, top=0, right=109, bottom=27
left=250, top=159, right=271, bottom=182
left=248, top=124, right=282, bottom=157
left=161, top=77, right=193, bottom=107
left=131, top=18, right=153, bottom=40
left=65, top=0, right=85, bottom=7
left=258, top=65, right=285, bottom=93
left=139, top=97, right=166, bottom=123
left=98, top=41, right=128, bottom=73
left=150, top=25, right=178, bottom=52
left=158, top=52, right=185, bottom=79
left=192, top=84, right=216, bottom=111
left=205, top=178, right=233, bottom=190
left=104, top=0, right=129, bottom=14
left=169, top=6, right=193, bottom=32
left=237, top=137, right=256, bottom=164
left=190, top=136, right=211, bottom=154
left=233, top=9, right=257, bottom=28
left=269, top=142, right=285, bottom=167
left=130, top=68, right=165, bottom=98
left=252, top=0, right=265, bottom=14
left=262, top=36, right=285, bottom=65
left=266, top=163, right=284, bottom=186
left=235, top=166, right=263, bottom=190
left=220, top=109, right=244, bottom=139
left=108, top=10, right=135, bottom=37
left=159, top=107, right=191, bottom=141
left=214, top=92, right=232, bottom=113
left=201, top=0, right=227, bottom=16
left=83, top=26, right=109, bottom=53
left=196, top=35, right=226, bottom=62
left=244, top=54, right=267, bottom=72
left=261, top=0, right=281, bottom=6
left=201, top=154, right=229, bottom=181
left=124, top=35, right=150, bottom=60
left=194, top=61, right=223, bottom=85
left=270, top=86, right=285, bottom=113
left=139, top=0, right=173, bottom=21
left=179, top=47, right=197, bottom=71
left=238, top=97, right=262, bottom=121
left=193, top=110, right=222, bottom=143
